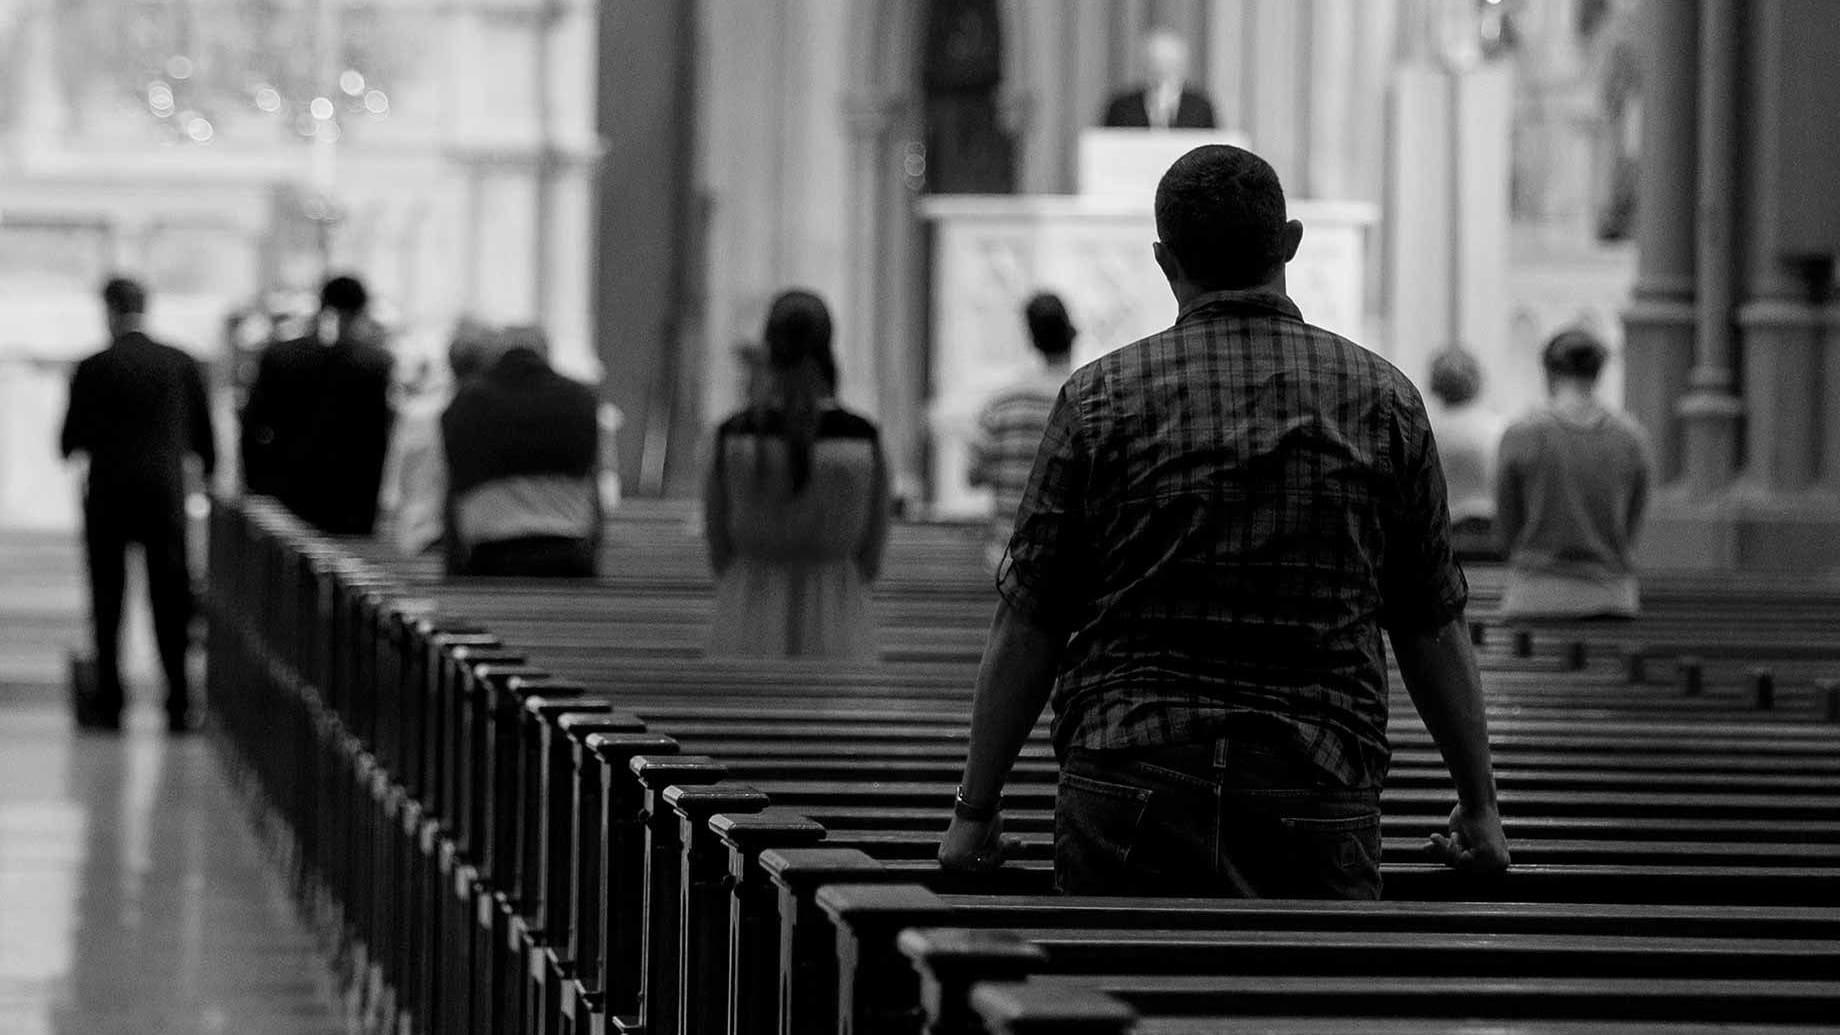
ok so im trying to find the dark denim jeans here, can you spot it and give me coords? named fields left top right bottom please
left=1054, top=737, right=1383, bottom=899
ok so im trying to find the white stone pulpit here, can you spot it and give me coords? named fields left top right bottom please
left=920, top=190, right=1376, bottom=516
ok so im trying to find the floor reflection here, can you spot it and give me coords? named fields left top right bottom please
left=0, top=700, right=341, bottom=1035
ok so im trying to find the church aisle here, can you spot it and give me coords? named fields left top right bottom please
left=0, top=699, right=343, bottom=1035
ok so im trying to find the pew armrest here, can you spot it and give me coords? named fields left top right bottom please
left=970, top=981, right=1138, bottom=1035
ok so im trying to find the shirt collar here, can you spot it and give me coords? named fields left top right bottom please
left=1176, top=288, right=1304, bottom=325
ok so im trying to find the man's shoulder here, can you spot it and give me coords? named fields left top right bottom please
left=145, top=338, right=200, bottom=370
left=819, top=407, right=879, bottom=440
left=344, top=341, right=395, bottom=375
left=1103, top=314, right=1409, bottom=396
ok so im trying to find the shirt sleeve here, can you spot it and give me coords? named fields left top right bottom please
left=994, top=381, right=1091, bottom=630
left=60, top=361, right=91, bottom=459
left=185, top=357, right=217, bottom=478
left=1380, top=386, right=1469, bottom=633
left=1494, top=423, right=1530, bottom=554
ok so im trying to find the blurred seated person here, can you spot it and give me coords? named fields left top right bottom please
left=389, top=318, right=497, bottom=556
left=441, top=324, right=602, bottom=577
left=1101, top=28, right=1218, bottom=130
left=1426, top=345, right=1506, bottom=561
left=968, top=292, right=1077, bottom=572
left=703, top=290, right=889, bottom=659
left=1497, top=329, right=1650, bottom=619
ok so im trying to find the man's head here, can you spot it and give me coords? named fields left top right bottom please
left=499, top=324, right=550, bottom=360
left=1541, top=328, right=1609, bottom=395
left=320, top=274, right=369, bottom=317
left=1428, top=346, right=1484, bottom=408
left=448, top=317, right=498, bottom=383
left=101, top=276, right=147, bottom=337
left=1144, top=29, right=1192, bottom=87
left=1023, top=292, right=1076, bottom=363
left=1153, top=145, right=1303, bottom=300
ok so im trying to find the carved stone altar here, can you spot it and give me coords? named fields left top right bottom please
left=920, top=193, right=1376, bottom=515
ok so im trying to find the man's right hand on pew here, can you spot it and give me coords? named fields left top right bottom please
left=938, top=813, right=1023, bottom=873
left=1429, top=801, right=1511, bottom=874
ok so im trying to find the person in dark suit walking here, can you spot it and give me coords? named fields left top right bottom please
left=1101, top=29, right=1218, bottom=130
left=60, top=277, right=216, bottom=732
left=241, top=275, right=396, bottom=535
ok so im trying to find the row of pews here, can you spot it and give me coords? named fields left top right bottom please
left=204, top=495, right=1840, bottom=1034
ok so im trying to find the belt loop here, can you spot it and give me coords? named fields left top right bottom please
left=1213, top=736, right=1231, bottom=769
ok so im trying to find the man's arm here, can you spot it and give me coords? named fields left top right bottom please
left=185, top=358, right=217, bottom=479
left=60, top=362, right=91, bottom=460
left=1391, top=617, right=1510, bottom=872
left=938, top=598, right=1061, bottom=870
left=1493, top=429, right=1526, bottom=553
left=1627, top=429, right=1651, bottom=545
left=939, top=381, right=1090, bottom=872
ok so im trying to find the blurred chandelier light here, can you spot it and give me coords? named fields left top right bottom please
left=94, top=0, right=398, bottom=145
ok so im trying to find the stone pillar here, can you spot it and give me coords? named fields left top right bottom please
left=1735, top=0, right=1823, bottom=497
left=1203, top=0, right=1250, bottom=134
left=1245, top=0, right=1308, bottom=190
left=1307, top=0, right=1358, bottom=200
left=1824, top=296, right=1840, bottom=495
left=1676, top=0, right=1742, bottom=498
left=1621, top=0, right=1697, bottom=485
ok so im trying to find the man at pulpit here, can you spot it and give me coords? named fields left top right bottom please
left=1101, top=28, right=1218, bottom=130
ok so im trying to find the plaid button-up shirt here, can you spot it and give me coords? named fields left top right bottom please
left=998, top=290, right=1467, bottom=788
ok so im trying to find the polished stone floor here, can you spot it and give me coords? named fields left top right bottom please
left=0, top=697, right=345, bottom=1035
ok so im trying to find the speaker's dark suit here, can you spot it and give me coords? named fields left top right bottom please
left=1101, top=86, right=1218, bottom=130
left=61, top=331, right=216, bottom=722
left=241, top=331, right=395, bottom=536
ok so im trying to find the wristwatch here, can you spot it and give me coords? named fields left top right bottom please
left=953, top=786, right=1002, bottom=822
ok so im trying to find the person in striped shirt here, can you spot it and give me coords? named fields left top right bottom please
left=968, top=293, right=1077, bottom=571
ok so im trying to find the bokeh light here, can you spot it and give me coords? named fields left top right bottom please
left=165, top=56, right=194, bottom=81
left=147, top=81, right=175, bottom=117
left=186, top=117, right=215, bottom=144
left=363, top=90, right=390, bottom=116
left=339, top=70, right=366, bottom=97
left=310, top=97, right=335, bottom=120
left=255, top=86, right=283, bottom=113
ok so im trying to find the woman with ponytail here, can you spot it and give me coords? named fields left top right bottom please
left=703, top=290, right=888, bottom=658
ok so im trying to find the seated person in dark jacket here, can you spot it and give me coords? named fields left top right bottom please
left=240, top=274, right=395, bottom=535
left=440, top=325, right=602, bottom=577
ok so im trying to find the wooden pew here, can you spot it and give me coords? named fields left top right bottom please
left=201, top=493, right=1840, bottom=1031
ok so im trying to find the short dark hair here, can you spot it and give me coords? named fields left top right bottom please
left=1023, top=292, right=1075, bottom=359
left=101, top=277, right=147, bottom=316
left=1428, top=346, right=1483, bottom=407
left=1154, top=145, right=1289, bottom=290
left=1542, top=328, right=1609, bottom=381
left=320, top=275, right=369, bottom=314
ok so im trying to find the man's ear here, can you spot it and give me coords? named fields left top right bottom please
left=1281, top=219, right=1304, bottom=263
left=1153, top=241, right=1183, bottom=284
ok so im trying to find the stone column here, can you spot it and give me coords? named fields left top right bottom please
left=1307, top=0, right=1358, bottom=200
left=1676, top=0, right=1742, bottom=498
left=1736, top=0, right=1823, bottom=496
left=1621, top=0, right=1697, bottom=486
left=1824, top=295, right=1840, bottom=495
left=1203, top=0, right=1250, bottom=134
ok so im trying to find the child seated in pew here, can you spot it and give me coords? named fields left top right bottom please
left=703, top=290, right=889, bottom=659
left=1496, top=329, right=1651, bottom=620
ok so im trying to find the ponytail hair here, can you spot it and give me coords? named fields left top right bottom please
left=753, top=290, right=838, bottom=494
